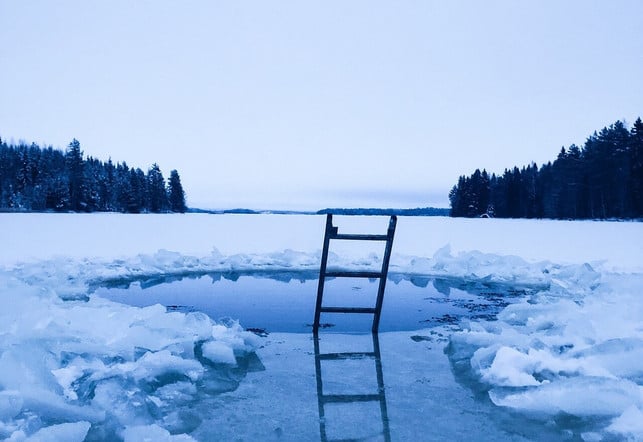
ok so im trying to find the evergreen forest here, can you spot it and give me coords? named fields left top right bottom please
left=449, top=118, right=643, bottom=219
left=0, top=138, right=187, bottom=213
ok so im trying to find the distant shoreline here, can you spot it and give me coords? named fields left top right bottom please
left=0, top=207, right=450, bottom=216
left=188, top=207, right=451, bottom=216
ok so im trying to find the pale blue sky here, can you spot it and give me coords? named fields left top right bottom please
left=1, top=1, right=642, bottom=209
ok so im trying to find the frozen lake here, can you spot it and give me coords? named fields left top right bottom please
left=1, top=213, right=642, bottom=441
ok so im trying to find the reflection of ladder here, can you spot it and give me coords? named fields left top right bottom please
left=313, top=334, right=391, bottom=442
left=313, top=214, right=397, bottom=334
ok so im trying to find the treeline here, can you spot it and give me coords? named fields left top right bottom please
left=0, top=138, right=187, bottom=213
left=449, top=118, right=643, bottom=219
left=318, top=207, right=450, bottom=216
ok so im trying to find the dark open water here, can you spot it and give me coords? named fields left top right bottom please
left=92, top=270, right=530, bottom=333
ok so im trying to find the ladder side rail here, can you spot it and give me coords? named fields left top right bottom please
left=371, top=215, right=397, bottom=333
left=313, top=336, right=328, bottom=441
left=372, top=333, right=392, bottom=442
left=313, top=214, right=334, bottom=333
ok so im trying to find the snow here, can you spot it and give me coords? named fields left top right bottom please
left=2, top=213, right=642, bottom=272
left=607, top=406, right=643, bottom=437
left=121, top=424, right=195, bottom=442
left=1, top=213, right=643, bottom=440
left=8, top=421, right=91, bottom=442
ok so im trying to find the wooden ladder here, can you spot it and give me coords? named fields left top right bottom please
left=313, top=214, right=397, bottom=334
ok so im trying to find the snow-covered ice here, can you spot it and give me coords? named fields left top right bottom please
left=1, top=213, right=642, bottom=440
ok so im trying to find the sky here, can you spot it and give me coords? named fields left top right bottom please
left=1, top=1, right=642, bottom=210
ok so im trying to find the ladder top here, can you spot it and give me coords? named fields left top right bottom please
left=325, top=214, right=397, bottom=240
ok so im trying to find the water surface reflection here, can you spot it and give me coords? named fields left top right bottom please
left=93, top=270, right=532, bottom=333
left=313, top=333, right=390, bottom=441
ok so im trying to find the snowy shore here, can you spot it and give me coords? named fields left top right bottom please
left=1, top=213, right=642, bottom=440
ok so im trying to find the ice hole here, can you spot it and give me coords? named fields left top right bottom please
left=92, top=270, right=531, bottom=334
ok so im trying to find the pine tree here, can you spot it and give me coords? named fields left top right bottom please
left=630, top=118, right=643, bottom=216
left=168, top=170, right=187, bottom=213
left=127, top=168, right=145, bottom=213
left=115, top=162, right=131, bottom=212
left=147, top=163, right=169, bottom=213
left=65, top=139, right=84, bottom=211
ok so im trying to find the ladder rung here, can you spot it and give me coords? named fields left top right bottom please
left=320, top=307, right=377, bottom=314
left=326, top=436, right=386, bottom=442
left=324, top=271, right=383, bottom=278
left=321, top=394, right=381, bottom=403
left=331, top=233, right=389, bottom=241
left=318, top=352, right=376, bottom=360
